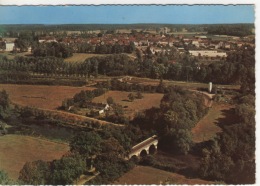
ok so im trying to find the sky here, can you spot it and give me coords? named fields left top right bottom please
left=0, top=5, right=255, bottom=24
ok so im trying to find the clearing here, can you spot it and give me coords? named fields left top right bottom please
left=192, top=102, right=236, bottom=143
left=92, top=90, right=164, bottom=117
left=64, top=53, right=106, bottom=63
left=0, top=84, right=95, bottom=110
left=114, top=165, right=213, bottom=185
left=0, top=134, right=69, bottom=180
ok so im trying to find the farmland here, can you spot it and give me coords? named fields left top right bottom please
left=192, top=102, right=235, bottom=143
left=64, top=53, right=106, bottom=63
left=0, top=134, right=69, bottom=180
left=92, top=90, right=164, bottom=117
left=114, top=165, right=213, bottom=185
left=0, top=84, right=95, bottom=110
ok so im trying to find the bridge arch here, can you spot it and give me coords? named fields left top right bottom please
left=130, top=155, right=139, bottom=162
left=140, top=149, right=148, bottom=157
left=149, top=144, right=157, bottom=154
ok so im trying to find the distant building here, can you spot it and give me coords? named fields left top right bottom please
left=177, top=47, right=185, bottom=54
left=195, top=35, right=207, bottom=39
left=5, top=42, right=15, bottom=51
left=82, top=102, right=110, bottom=115
left=189, top=50, right=227, bottom=58
left=191, top=40, right=200, bottom=47
left=38, top=37, right=57, bottom=43
left=163, top=27, right=168, bottom=34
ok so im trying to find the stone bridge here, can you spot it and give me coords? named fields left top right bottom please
left=127, top=135, right=158, bottom=160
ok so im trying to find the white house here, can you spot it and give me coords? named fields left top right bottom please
left=98, top=104, right=110, bottom=114
left=191, top=40, right=200, bottom=47
left=5, top=42, right=15, bottom=51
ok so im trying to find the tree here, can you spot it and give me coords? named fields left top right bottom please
left=0, top=170, right=16, bottom=185
left=162, top=128, right=193, bottom=154
left=15, top=38, right=30, bottom=52
left=156, top=79, right=166, bottom=93
left=0, top=90, right=10, bottom=119
left=94, top=155, right=126, bottom=183
left=50, top=154, right=86, bottom=185
left=127, top=42, right=136, bottom=53
left=20, top=106, right=34, bottom=118
left=106, top=97, right=114, bottom=105
left=136, top=91, right=144, bottom=99
left=69, top=131, right=102, bottom=157
left=0, top=90, right=9, bottom=110
left=100, top=137, right=125, bottom=157
left=32, top=42, right=73, bottom=58
left=19, top=160, right=50, bottom=185
left=199, top=141, right=234, bottom=181
left=128, top=93, right=135, bottom=102
left=0, top=120, right=7, bottom=135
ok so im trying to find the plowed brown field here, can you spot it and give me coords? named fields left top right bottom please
left=0, top=84, right=95, bottom=110
left=0, top=135, right=69, bottom=179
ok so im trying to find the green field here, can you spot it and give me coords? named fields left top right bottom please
left=0, top=134, right=69, bottom=180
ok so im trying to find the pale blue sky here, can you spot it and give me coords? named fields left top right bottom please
left=0, top=5, right=255, bottom=24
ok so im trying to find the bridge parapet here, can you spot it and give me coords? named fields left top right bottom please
left=127, top=135, right=158, bottom=159
left=131, top=135, right=157, bottom=149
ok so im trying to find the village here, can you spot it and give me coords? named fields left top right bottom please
left=0, top=26, right=255, bottom=62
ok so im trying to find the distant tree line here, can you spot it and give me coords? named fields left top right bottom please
left=97, top=78, right=179, bottom=94
left=0, top=45, right=255, bottom=90
left=2, top=24, right=253, bottom=37
left=207, top=24, right=253, bottom=37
